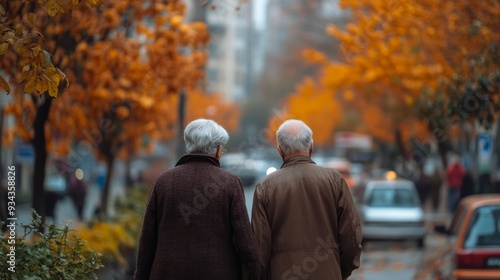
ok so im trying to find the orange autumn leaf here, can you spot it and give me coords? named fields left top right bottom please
left=270, top=0, right=500, bottom=146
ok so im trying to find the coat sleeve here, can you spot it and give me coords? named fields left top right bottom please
left=230, top=177, right=262, bottom=280
left=337, top=178, right=362, bottom=279
left=251, top=183, right=272, bottom=280
left=134, top=183, right=159, bottom=280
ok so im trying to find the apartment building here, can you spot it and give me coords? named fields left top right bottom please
left=186, top=0, right=267, bottom=102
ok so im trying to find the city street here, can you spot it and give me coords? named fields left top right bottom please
left=15, top=172, right=450, bottom=280
left=244, top=184, right=451, bottom=280
left=17, top=164, right=128, bottom=230
left=1, top=0, right=498, bottom=279
left=349, top=226, right=448, bottom=280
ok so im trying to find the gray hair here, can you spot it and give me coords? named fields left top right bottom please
left=184, top=119, right=229, bottom=155
left=276, top=119, right=313, bottom=156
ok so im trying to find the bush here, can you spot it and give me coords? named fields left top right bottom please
left=73, top=185, right=148, bottom=270
left=74, top=221, right=135, bottom=266
left=0, top=210, right=103, bottom=280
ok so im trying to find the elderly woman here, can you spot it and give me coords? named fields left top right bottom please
left=135, top=119, right=260, bottom=280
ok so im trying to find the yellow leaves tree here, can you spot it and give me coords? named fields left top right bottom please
left=186, top=90, right=241, bottom=133
left=267, top=78, right=343, bottom=147
left=0, top=0, right=102, bottom=96
left=273, top=0, right=500, bottom=163
left=52, top=0, right=210, bottom=214
left=0, top=0, right=106, bottom=223
left=2, top=0, right=212, bottom=217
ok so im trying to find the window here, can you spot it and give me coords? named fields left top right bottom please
left=367, top=188, right=418, bottom=207
left=207, top=68, right=218, bottom=82
left=463, top=205, right=500, bottom=248
left=209, top=43, right=219, bottom=59
left=235, top=69, right=245, bottom=85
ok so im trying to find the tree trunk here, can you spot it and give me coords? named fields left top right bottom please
left=99, top=155, right=115, bottom=216
left=394, top=126, right=407, bottom=160
left=32, top=96, right=53, bottom=225
left=428, top=122, right=450, bottom=171
left=125, top=157, right=133, bottom=188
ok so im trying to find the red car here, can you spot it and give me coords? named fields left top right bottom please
left=433, top=194, right=500, bottom=280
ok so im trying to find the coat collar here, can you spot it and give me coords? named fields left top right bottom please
left=281, top=155, right=316, bottom=169
left=175, top=154, right=221, bottom=167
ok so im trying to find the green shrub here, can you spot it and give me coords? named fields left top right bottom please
left=72, top=185, right=148, bottom=272
left=0, top=210, right=103, bottom=280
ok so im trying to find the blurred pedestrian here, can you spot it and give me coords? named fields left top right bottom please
left=493, top=171, right=500, bottom=194
left=135, top=170, right=145, bottom=186
left=446, top=155, right=466, bottom=213
left=135, top=119, right=260, bottom=280
left=45, top=190, right=60, bottom=223
left=429, top=168, right=443, bottom=212
left=96, top=164, right=105, bottom=192
left=69, top=171, right=88, bottom=221
left=478, top=172, right=492, bottom=194
left=416, top=169, right=430, bottom=207
left=459, top=171, right=475, bottom=201
left=251, top=119, right=362, bottom=280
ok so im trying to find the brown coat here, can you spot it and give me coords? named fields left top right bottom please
left=251, top=155, right=362, bottom=280
left=135, top=154, right=261, bottom=280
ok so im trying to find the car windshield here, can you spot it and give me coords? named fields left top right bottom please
left=463, top=205, right=500, bottom=248
left=367, top=188, right=418, bottom=207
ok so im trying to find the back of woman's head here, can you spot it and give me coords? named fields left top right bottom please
left=184, top=119, right=229, bottom=155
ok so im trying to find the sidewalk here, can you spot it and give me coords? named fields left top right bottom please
left=16, top=179, right=127, bottom=231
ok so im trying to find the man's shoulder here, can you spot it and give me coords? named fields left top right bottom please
left=258, top=163, right=340, bottom=189
left=291, top=162, right=343, bottom=178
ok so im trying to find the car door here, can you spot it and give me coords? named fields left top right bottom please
left=433, top=204, right=470, bottom=279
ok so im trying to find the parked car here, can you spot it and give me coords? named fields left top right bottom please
left=356, top=178, right=426, bottom=248
left=432, top=194, right=500, bottom=280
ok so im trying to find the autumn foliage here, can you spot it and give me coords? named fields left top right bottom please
left=275, top=0, right=500, bottom=147
left=186, top=90, right=241, bottom=133
left=1, top=0, right=240, bottom=217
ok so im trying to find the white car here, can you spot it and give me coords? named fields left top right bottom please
left=44, top=174, right=68, bottom=195
left=356, top=179, right=426, bottom=248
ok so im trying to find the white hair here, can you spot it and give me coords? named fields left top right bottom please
left=276, top=119, right=313, bottom=156
left=184, top=119, right=229, bottom=155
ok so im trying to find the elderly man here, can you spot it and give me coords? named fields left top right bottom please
left=135, top=119, right=261, bottom=280
left=251, top=119, right=362, bottom=280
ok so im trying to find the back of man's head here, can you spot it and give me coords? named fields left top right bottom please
left=276, top=119, right=313, bottom=156
left=184, top=119, right=229, bottom=155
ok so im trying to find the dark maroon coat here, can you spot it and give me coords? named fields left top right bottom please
left=135, top=154, right=261, bottom=280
